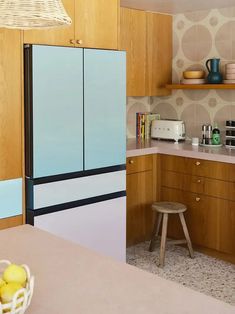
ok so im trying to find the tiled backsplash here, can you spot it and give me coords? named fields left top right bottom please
left=127, top=7, right=235, bottom=139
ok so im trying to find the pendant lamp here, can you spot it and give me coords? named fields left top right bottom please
left=0, top=0, right=72, bottom=29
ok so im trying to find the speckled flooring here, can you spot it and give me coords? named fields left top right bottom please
left=127, top=241, right=235, bottom=305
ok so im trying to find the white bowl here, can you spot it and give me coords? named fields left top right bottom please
left=181, top=78, right=206, bottom=84
left=0, top=260, right=34, bottom=314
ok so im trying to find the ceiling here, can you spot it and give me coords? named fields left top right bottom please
left=120, top=0, right=235, bottom=14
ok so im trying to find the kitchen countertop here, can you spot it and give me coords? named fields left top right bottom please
left=127, top=138, right=235, bottom=164
left=1, top=225, right=234, bottom=314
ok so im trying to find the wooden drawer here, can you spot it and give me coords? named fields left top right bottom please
left=126, top=155, right=153, bottom=175
left=160, top=154, right=235, bottom=182
left=162, top=171, right=204, bottom=195
left=162, top=170, right=235, bottom=201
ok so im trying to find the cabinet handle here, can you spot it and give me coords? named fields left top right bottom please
left=129, top=160, right=134, bottom=164
left=195, top=197, right=201, bottom=202
left=197, top=179, right=201, bottom=183
left=195, top=161, right=201, bottom=166
left=76, top=39, right=83, bottom=45
left=70, top=39, right=76, bottom=45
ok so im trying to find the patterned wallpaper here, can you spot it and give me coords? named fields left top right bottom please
left=127, top=7, right=235, bottom=139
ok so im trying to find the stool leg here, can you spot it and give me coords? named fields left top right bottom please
left=149, top=213, right=163, bottom=252
left=179, top=212, right=194, bottom=258
left=159, top=213, right=168, bottom=268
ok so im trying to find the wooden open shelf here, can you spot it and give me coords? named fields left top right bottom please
left=166, top=84, right=235, bottom=90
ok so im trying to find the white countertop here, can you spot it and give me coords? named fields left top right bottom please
left=0, top=225, right=234, bottom=314
left=127, top=138, right=235, bottom=164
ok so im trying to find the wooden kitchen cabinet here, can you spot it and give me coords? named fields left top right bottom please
left=161, top=187, right=220, bottom=250
left=23, top=0, right=119, bottom=49
left=219, top=201, right=235, bottom=255
left=160, top=154, right=235, bottom=260
left=0, top=29, right=22, bottom=180
left=126, top=155, right=155, bottom=246
left=75, top=0, right=119, bottom=49
left=120, top=8, right=172, bottom=96
left=119, top=8, right=147, bottom=96
left=146, top=13, right=172, bottom=96
left=23, top=0, right=75, bottom=47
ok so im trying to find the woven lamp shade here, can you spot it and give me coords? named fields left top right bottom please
left=0, top=0, right=72, bottom=29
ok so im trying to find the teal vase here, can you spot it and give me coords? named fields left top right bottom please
left=206, top=58, right=223, bottom=84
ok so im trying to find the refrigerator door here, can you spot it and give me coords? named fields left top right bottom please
left=84, top=49, right=126, bottom=170
left=34, top=196, right=126, bottom=261
left=27, top=45, right=84, bottom=178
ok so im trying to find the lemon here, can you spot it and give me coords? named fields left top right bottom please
left=3, top=264, right=27, bottom=286
left=0, top=282, right=22, bottom=303
left=0, top=278, right=6, bottom=288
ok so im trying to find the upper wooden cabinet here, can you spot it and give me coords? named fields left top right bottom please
left=146, top=13, right=172, bottom=96
left=24, top=0, right=119, bottom=49
left=24, top=0, right=75, bottom=47
left=119, top=8, right=147, bottom=96
left=75, top=0, right=119, bottom=49
left=120, top=7, right=172, bottom=96
left=0, top=29, right=22, bottom=180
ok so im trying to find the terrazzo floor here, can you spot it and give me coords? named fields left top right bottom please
left=126, top=241, right=235, bottom=306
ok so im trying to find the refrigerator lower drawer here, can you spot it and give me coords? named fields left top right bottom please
left=34, top=196, right=126, bottom=262
left=32, top=170, right=126, bottom=210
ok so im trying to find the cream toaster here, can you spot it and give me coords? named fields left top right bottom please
left=151, top=119, right=186, bottom=142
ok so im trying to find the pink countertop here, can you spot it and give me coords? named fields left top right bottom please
left=0, top=225, right=234, bottom=314
left=127, top=138, right=235, bottom=164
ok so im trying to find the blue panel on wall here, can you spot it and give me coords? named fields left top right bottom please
left=32, top=46, right=84, bottom=178
left=0, top=179, right=22, bottom=219
left=84, top=49, right=126, bottom=170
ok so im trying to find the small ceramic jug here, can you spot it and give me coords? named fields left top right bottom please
left=206, top=58, right=223, bottom=84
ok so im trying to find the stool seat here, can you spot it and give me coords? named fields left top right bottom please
left=152, top=202, right=187, bottom=214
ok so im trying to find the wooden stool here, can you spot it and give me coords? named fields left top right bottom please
left=149, top=202, right=194, bottom=267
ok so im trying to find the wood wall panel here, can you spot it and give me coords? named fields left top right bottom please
left=0, top=29, right=22, bottom=180
left=0, top=215, right=23, bottom=230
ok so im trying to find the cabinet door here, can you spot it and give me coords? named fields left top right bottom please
left=84, top=49, right=126, bottom=170
left=127, top=171, right=154, bottom=246
left=30, top=46, right=84, bottom=178
left=147, top=13, right=172, bottom=96
left=219, top=201, right=235, bottom=255
left=75, top=0, right=118, bottom=49
left=120, top=8, right=147, bottom=96
left=0, top=29, right=22, bottom=180
left=161, top=187, right=220, bottom=250
left=23, top=0, right=75, bottom=47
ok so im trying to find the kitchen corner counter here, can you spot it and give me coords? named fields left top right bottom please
left=0, top=225, right=234, bottom=314
left=127, top=138, right=235, bottom=164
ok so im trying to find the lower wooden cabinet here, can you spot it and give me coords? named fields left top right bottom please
left=160, top=154, right=235, bottom=259
left=126, top=155, right=155, bottom=246
left=161, top=187, right=220, bottom=250
left=219, top=201, right=235, bottom=255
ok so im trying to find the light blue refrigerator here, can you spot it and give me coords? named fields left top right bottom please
left=25, top=45, right=126, bottom=261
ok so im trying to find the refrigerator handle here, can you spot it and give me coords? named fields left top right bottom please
left=24, top=45, right=33, bottom=178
